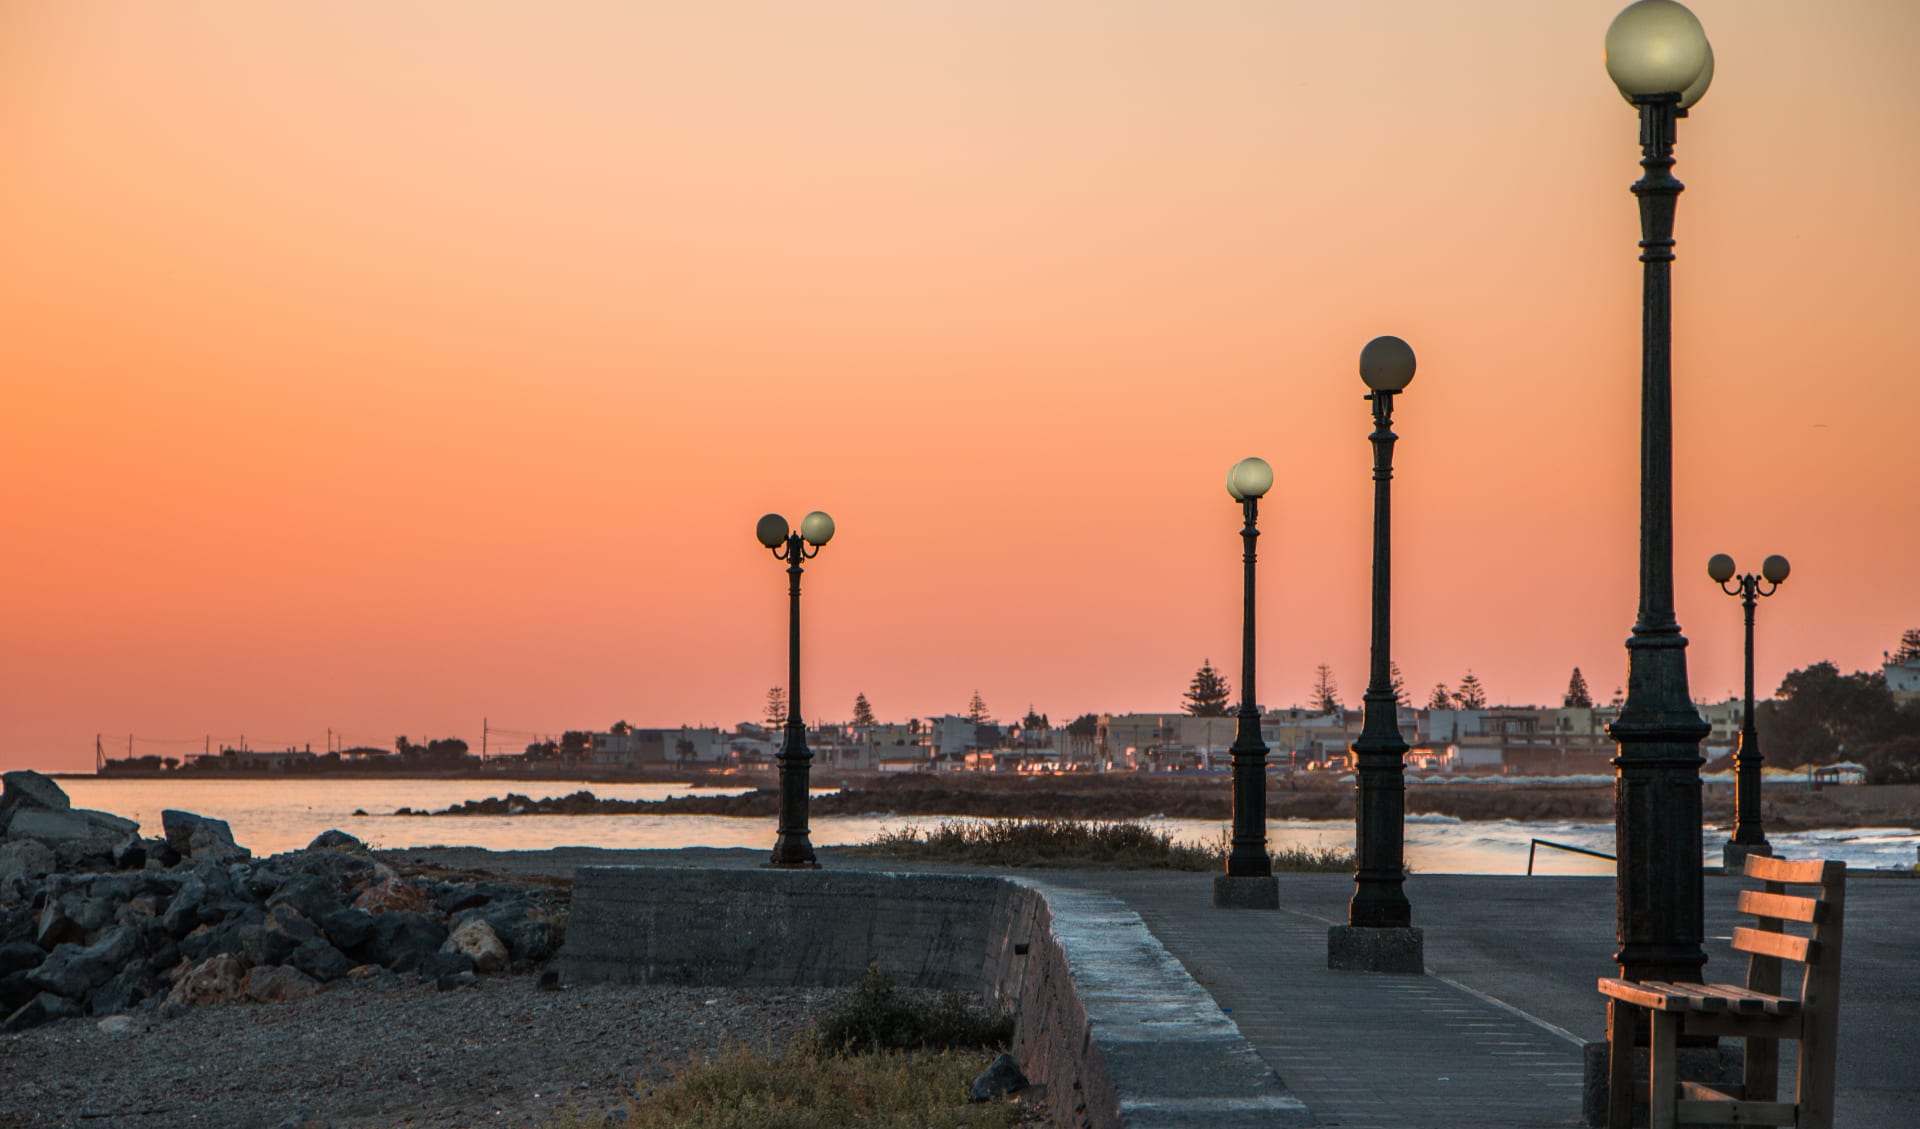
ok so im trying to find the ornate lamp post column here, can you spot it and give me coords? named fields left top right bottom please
left=1215, top=457, right=1279, bottom=910
left=1603, top=0, right=1716, bottom=985
left=1707, top=552, right=1789, bottom=869
left=1329, top=335, right=1423, bottom=973
left=755, top=509, right=836, bottom=868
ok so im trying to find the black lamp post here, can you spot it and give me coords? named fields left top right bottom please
left=1214, top=457, right=1279, bottom=910
left=1603, top=0, right=1716, bottom=986
left=1708, top=552, right=1789, bottom=869
left=755, top=509, right=836, bottom=868
left=1328, top=335, right=1423, bottom=973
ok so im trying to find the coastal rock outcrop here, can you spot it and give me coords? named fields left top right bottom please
left=161, top=809, right=252, bottom=864
left=0, top=776, right=566, bottom=1032
left=3, top=771, right=143, bottom=872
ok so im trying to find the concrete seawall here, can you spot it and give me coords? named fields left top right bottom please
left=558, top=866, right=1307, bottom=1129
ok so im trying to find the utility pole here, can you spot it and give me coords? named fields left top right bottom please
left=96, top=734, right=104, bottom=772
left=483, top=718, right=489, bottom=760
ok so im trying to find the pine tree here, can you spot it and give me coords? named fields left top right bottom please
left=1894, top=628, right=1920, bottom=665
left=1312, top=663, right=1341, bottom=716
left=1389, top=661, right=1407, bottom=708
left=764, top=686, right=788, bottom=728
left=1454, top=671, right=1487, bottom=710
left=1021, top=705, right=1049, bottom=731
left=966, top=690, right=991, bottom=725
left=1564, top=667, right=1593, bottom=709
left=1184, top=659, right=1233, bottom=716
left=852, top=693, right=876, bottom=728
left=1427, top=683, right=1451, bottom=711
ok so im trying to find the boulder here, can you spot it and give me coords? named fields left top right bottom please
left=463, top=900, right=561, bottom=963
left=319, top=907, right=375, bottom=953
left=160, top=873, right=209, bottom=936
left=362, top=911, right=446, bottom=972
left=161, top=811, right=251, bottom=863
left=417, top=950, right=473, bottom=984
left=1, top=970, right=38, bottom=1013
left=441, top=916, right=508, bottom=973
left=266, top=874, right=345, bottom=924
left=288, top=938, right=355, bottom=983
left=27, top=925, right=139, bottom=1000
left=305, top=830, right=367, bottom=854
left=3, top=990, right=83, bottom=1032
left=0, top=940, right=45, bottom=976
left=8, top=808, right=139, bottom=870
left=91, top=961, right=161, bottom=1016
left=351, top=876, right=430, bottom=915
left=969, top=1052, right=1030, bottom=1102
left=165, top=954, right=248, bottom=1007
left=242, top=964, right=322, bottom=1003
left=35, top=901, right=84, bottom=949
left=0, top=771, right=72, bottom=827
left=0, top=839, right=56, bottom=882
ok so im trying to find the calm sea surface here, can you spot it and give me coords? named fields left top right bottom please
left=54, top=777, right=1920, bottom=875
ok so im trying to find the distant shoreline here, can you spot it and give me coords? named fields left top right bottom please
left=380, top=773, right=1920, bottom=833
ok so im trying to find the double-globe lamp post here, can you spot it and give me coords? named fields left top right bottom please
left=1329, top=335, right=1423, bottom=973
left=1603, top=0, right=1717, bottom=985
left=1214, top=456, right=1280, bottom=910
left=1708, top=552, right=1790, bottom=869
left=755, top=510, right=836, bottom=868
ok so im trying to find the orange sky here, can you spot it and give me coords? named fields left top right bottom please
left=4, top=2, right=1917, bottom=772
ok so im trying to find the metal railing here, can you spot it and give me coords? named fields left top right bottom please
left=1527, top=838, right=1615, bottom=875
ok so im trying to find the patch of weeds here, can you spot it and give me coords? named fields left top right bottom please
left=813, top=964, right=1014, bottom=1054
left=851, top=817, right=1358, bottom=872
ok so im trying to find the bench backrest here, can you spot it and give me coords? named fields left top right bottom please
left=1734, top=854, right=1845, bottom=1003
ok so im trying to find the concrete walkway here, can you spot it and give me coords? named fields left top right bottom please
left=1062, top=870, right=1920, bottom=1129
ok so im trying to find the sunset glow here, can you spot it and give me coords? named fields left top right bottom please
left=4, top=1, right=1917, bottom=771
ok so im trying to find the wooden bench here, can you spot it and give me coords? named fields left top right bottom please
left=1597, top=854, right=1846, bottom=1129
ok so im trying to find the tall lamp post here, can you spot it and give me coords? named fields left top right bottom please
left=1214, top=457, right=1279, bottom=910
left=1603, top=0, right=1716, bottom=986
left=756, top=509, right=836, bottom=868
left=1328, top=335, right=1423, bottom=973
left=1708, top=552, right=1789, bottom=869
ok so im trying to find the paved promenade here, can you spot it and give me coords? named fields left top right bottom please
left=1062, top=870, right=1920, bottom=1129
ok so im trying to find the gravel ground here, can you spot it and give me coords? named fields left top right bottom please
left=0, top=958, right=835, bottom=1129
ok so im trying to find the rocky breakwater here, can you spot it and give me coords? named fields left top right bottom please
left=1, top=771, right=564, bottom=1033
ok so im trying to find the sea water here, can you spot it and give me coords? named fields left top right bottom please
left=53, top=777, right=1920, bottom=874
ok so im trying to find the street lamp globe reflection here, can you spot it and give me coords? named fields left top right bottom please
left=1605, top=0, right=1712, bottom=100
left=1227, top=457, right=1273, bottom=503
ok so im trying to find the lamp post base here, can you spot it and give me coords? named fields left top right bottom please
left=1721, top=839, right=1771, bottom=872
left=1327, top=925, right=1424, bottom=974
left=1212, top=874, right=1279, bottom=910
left=766, top=837, right=820, bottom=869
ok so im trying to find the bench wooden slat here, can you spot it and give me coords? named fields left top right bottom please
left=1733, top=925, right=1819, bottom=964
left=1638, top=981, right=1728, bottom=1012
left=1598, top=977, right=1677, bottom=1009
left=1737, top=889, right=1827, bottom=925
left=1742, top=854, right=1843, bottom=886
left=1690, top=983, right=1800, bottom=1017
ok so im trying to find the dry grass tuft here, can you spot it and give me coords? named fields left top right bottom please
left=850, top=817, right=1355, bottom=872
